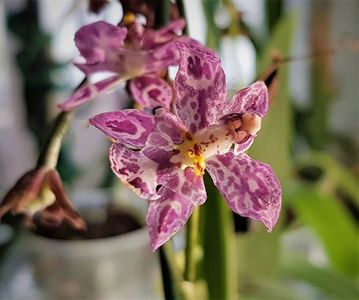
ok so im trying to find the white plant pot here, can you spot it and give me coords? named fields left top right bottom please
left=26, top=227, right=160, bottom=300
left=24, top=189, right=161, bottom=300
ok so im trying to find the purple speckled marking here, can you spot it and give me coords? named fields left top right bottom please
left=109, top=144, right=160, bottom=200
left=223, top=81, right=269, bottom=118
left=206, top=151, right=281, bottom=231
left=130, top=75, right=173, bottom=109
left=146, top=187, right=194, bottom=251
left=164, top=168, right=207, bottom=206
left=89, top=109, right=154, bottom=149
left=59, top=75, right=122, bottom=111
left=233, top=135, right=255, bottom=155
left=174, top=40, right=226, bottom=134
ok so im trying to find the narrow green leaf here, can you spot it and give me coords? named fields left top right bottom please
left=249, top=13, right=296, bottom=180
left=202, top=0, right=221, bottom=50
left=296, top=151, right=359, bottom=207
left=287, top=185, right=358, bottom=277
left=282, top=258, right=359, bottom=299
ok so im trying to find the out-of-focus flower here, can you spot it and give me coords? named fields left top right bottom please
left=0, top=168, right=85, bottom=229
left=90, top=41, right=281, bottom=250
left=59, top=19, right=186, bottom=111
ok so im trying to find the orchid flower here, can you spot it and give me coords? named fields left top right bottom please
left=0, top=167, right=85, bottom=230
left=59, top=19, right=186, bottom=111
left=90, top=41, right=281, bottom=251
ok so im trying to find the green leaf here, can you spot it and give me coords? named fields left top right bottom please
left=282, top=258, right=359, bottom=299
left=296, top=151, right=359, bottom=207
left=237, top=227, right=281, bottom=281
left=286, top=184, right=358, bottom=277
left=249, top=13, right=296, bottom=180
left=202, top=0, right=221, bottom=50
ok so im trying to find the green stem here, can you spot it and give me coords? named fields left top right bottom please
left=36, top=110, right=74, bottom=169
left=201, top=173, right=237, bottom=300
left=160, top=242, right=185, bottom=300
left=154, top=0, right=170, bottom=29
left=184, top=207, right=200, bottom=282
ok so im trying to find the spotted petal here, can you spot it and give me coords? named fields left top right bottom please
left=130, top=76, right=173, bottom=109
left=233, top=135, right=255, bottom=155
left=144, top=108, right=186, bottom=154
left=223, top=81, right=268, bottom=118
left=206, top=151, right=281, bottom=231
left=146, top=187, right=195, bottom=251
left=174, top=40, right=226, bottom=134
left=110, top=143, right=160, bottom=200
left=142, top=109, right=207, bottom=205
left=74, top=21, right=127, bottom=74
left=165, top=168, right=207, bottom=206
left=58, top=75, right=123, bottom=111
left=90, top=109, right=155, bottom=149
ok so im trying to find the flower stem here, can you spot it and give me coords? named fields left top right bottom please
left=36, top=110, right=74, bottom=169
left=184, top=206, right=200, bottom=283
left=154, top=0, right=170, bottom=29
left=160, top=242, right=185, bottom=300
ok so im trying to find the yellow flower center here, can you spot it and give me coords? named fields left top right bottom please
left=171, top=132, right=206, bottom=176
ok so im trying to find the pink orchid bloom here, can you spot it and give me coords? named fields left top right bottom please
left=90, top=41, right=281, bottom=251
left=59, top=19, right=186, bottom=111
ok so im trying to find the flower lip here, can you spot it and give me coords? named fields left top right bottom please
left=170, top=132, right=206, bottom=176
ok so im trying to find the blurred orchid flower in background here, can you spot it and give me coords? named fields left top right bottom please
left=90, top=41, right=281, bottom=250
left=59, top=19, right=186, bottom=111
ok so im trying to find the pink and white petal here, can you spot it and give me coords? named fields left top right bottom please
left=58, top=75, right=123, bottom=111
left=142, top=109, right=186, bottom=178
left=144, top=108, right=187, bottom=151
left=130, top=76, right=173, bottom=109
left=110, top=144, right=161, bottom=200
left=206, top=151, right=281, bottom=231
left=223, top=81, right=269, bottom=118
left=174, top=40, right=226, bottom=134
left=143, top=43, right=179, bottom=73
left=165, top=168, right=207, bottom=206
left=146, top=187, right=195, bottom=251
left=75, top=21, right=127, bottom=65
left=233, top=135, right=255, bottom=155
left=142, top=19, right=185, bottom=49
left=89, top=109, right=155, bottom=149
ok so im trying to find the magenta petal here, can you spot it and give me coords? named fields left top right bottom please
left=58, top=75, right=123, bottom=111
left=144, top=108, right=186, bottom=152
left=89, top=109, right=155, bottom=149
left=223, top=81, right=269, bottom=118
left=166, top=168, right=207, bottom=206
left=174, top=40, right=226, bottom=134
left=146, top=187, right=194, bottom=251
left=110, top=143, right=160, bottom=200
left=75, top=21, right=127, bottom=66
left=233, top=135, right=255, bottom=155
left=206, top=151, right=281, bottom=231
left=142, top=19, right=186, bottom=49
left=130, top=76, right=173, bottom=109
